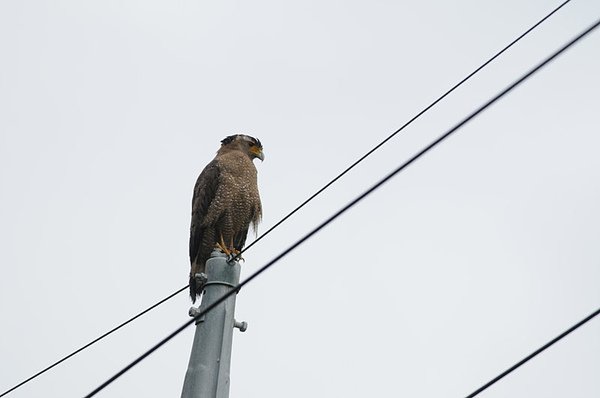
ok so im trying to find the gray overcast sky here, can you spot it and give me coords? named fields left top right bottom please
left=1, top=1, right=599, bottom=397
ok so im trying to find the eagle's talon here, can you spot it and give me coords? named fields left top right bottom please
left=215, top=243, right=230, bottom=256
left=230, top=248, right=244, bottom=263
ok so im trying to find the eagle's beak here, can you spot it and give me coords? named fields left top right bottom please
left=252, top=146, right=265, bottom=161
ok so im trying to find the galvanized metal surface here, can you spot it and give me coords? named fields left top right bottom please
left=181, top=251, right=241, bottom=398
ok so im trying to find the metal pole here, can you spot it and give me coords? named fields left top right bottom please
left=181, top=250, right=246, bottom=398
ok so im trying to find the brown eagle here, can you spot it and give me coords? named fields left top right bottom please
left=189, top=134, right=264, bottom=302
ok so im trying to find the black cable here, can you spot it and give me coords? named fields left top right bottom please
left=237, top=0, right=572, bottom=257
left=0, top=286, right=188, bottom=398
left=0, top=2, right=574, bottom=396
left=84, top=17, right=600, bottom=397
left=465, top=307, right=600, bottom=398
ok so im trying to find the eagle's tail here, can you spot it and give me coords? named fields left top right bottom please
left=189, top=267, right=208, bottom=303
left=189, top=274, right=199, bottom=303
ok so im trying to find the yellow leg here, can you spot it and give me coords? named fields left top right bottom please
left=215, top=234, right=232, bottom=256
left=228, top=238, right=244, bottom=262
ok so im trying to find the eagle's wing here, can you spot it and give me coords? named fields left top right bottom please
left=189, top=159, right=221, bottom=301
left=190, top=159, right=220, bottom=262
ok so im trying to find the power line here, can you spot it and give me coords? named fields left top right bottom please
left=84, top=17, right=600, bottom=397
left=0, top=286, right=188, bottom=398
left=0, top=2, right=573, bottom=396
left=237, top=0, right=572, bottom=257
left=465, top=307, right=600, bottom=398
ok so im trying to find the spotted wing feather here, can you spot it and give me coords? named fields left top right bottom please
left=189, top=160, right=221, bottom=302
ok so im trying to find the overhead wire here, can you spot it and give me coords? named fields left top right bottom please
left=0, top=286, right=187, bottom=398
left=237, top=0, right=572, bottom=258
left=84, top=17, right=600, bottom=397
left=0, top=2, right=575, bottom=396
left=0, top=2, right=576, bottom=396
left=465, top=307, right=600, bottom=398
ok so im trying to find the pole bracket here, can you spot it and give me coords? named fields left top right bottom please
left=203, top=280, right=237, bottom=289
left=193, top=272, right=208, bottom=286
left=188, top=306, right=205, bottom=324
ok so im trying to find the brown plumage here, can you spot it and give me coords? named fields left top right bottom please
left=189, top=134, right=264, bottom=302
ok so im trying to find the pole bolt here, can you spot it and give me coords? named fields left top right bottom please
left=233, top=320, right=248, bottom=332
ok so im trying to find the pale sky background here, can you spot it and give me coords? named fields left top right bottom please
left=1, top=1, right=599, bottom=397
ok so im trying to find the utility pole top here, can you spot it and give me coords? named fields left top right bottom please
left=181, top=250, right=245, bottom=398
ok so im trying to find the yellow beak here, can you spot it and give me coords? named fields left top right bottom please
left=251, top=146, right=265, bottom=161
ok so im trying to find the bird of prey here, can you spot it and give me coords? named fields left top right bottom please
left=189, top=134, right=264, bottom=302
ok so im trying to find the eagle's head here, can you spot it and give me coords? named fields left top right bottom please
left=221, top=134, right=265, bottom=161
